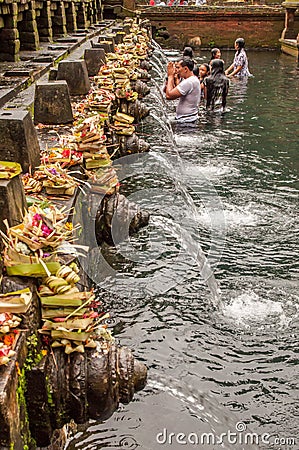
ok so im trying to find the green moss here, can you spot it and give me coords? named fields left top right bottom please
left=15, top=334, right=45, bottom=449
left=23, top=334, right=44, bottom=371
left=16, top=368, right=31, bottom=448
left=45, top=376, right=54, bottom=409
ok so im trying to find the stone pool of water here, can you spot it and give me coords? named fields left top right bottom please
left=66, top=49, right=299, bottom=449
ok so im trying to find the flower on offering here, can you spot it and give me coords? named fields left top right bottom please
left=34, top=163, right=78, bottom=196
left=0, top=312, right=21, bottom=365
left=41, top=145, right=83, bottom=168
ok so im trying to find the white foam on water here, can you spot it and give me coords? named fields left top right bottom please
left=223, top=203, right=258, bottom=227
left=184, top=163, right=239, bottom=179
left=222, top=291, right=293, bottom=329
left=194, top=202, right=258, bottom=229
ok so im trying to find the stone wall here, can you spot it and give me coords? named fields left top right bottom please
left=0, top=0, right=102, bottom=61
left=141, top=6, right=290, bottom=48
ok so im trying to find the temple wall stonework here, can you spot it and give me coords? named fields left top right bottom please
left=0, top=0, right=102, bottom=61
left=141, top=6, right=294, bottom=49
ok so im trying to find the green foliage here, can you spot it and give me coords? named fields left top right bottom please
left=23, top=334, right=44, bottom=371
left=15, top=333, right=45, bottom=449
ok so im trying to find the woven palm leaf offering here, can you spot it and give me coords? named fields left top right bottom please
left=34, top=163, right=78, bottom=196
left=1, top=202, right=75, bottom=277
left=94, top=65, right=114, bottom=91
left=115, top=86, right=138, bottom=102
left=111, top=111, right=135, bottom=136
left=0, top=288, right=32, bottom=314
left=40, top=144, right=83, bottom=168
left=86, top=88, right=115, bottom=113
left=39, top=263, right=113, bottom=354
left=0, top=312, right=22, bottom=365
left=85, top=166, right=119, bottom=195
left=0, top=161, right=22, bottom=179
left=22, top=173, right=43, bottom=194
left=111, top=66, right=131, bottom=88
left=72, top=115, right=112, bottom=169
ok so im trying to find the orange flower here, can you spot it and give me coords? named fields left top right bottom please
left=65, top=222, right=73, bottom=231
left=3, top=333, right=14, bottom=346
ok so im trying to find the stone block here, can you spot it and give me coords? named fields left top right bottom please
left=19, top=30, right=39, bottom=44
left=0, top=110, right=40, bottom=173
left=1, top=5, right=9, bottom=14
left=0, top=52, right=17, bottom=62
left=0, top=175, right=26, bottom=233
left=4, top=15, right=18, bottom=29
left=97, top=34, right=109, bottom=41
left=34, top=81, right=73, bottom=125
left=52, top=15, right=67, bottom=26
left=5, top=39, right=20, bottom=54
left=92, top=41, right=113, bottom=53
left=84, top=48, right=106, bottom=76
left=11, top=2, right=18, bottom=15
left=49, top=68, right=58, bottom=80
left=0, top=28, right=19, bottom=40
left=57, top=60, right=90, bottom=95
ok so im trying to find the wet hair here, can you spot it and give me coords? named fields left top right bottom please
left=182, top=46, right=194, bottom=59
left=178, top=57, right=195, bottom=72
left=193, top=65, right=199, bottom=77
left=211, top=48, right=221, bottom=59
left=205, top=59, right=229, bottom=110
left=235, top=38, right=245, bottom=54
left=210, top=58, right=225, bottom=74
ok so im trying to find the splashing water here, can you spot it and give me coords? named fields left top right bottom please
left=222, top=290, right=296, bottom=329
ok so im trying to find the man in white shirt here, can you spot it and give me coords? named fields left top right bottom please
left=165, top=58, right=201, bottom=123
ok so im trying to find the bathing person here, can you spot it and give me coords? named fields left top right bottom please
left=204, top=59, right=229, bottom=112
left=209, top=48, right=221, bottom=64
left=163, top=46, right=195, bottom=90
left=198, top=63, right=210, bottom=102
left=182, top=46, right=194, bottom=59
left=225, top=38, right=251, bottom=77
left=165, top=58, right=201, bottom=123
left=193, top=65, right=199, bottom=77
left=198, top=63, right=210, bottom=86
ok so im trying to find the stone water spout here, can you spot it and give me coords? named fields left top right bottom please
left=95, top=192, right=150, bottom=246
left=26, top=344, right=147, bottom=447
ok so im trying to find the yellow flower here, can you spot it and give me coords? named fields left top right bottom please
left=65, top=222, right=73, bottom=231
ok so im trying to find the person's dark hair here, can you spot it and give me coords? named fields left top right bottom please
left=179, top=58, right=195, bottom=72
left=210, top=58, right=225, bottom=74
left=205, top=59, right=229, bottom=110
left=211, top=48, right=220, bottom=59
left=182, top=46, right=194, bottom=59
left=235, top=37, right=245, bottom=54
left=193, top=65, right=199, bottom=77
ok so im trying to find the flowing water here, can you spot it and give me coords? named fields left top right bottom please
left=66, top=49, right=299, bottom=449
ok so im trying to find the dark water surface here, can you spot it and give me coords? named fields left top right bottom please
left=67, top=50, right=299, bottom=449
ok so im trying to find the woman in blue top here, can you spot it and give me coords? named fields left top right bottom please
left=225, top=38, right=251, bottom=78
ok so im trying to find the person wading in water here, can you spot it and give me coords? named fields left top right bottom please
left=225, top=37, right=251, bottom=78
left=165, top=58, right=201, bottom=123
left=204, top=59, right=229, bottom=112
